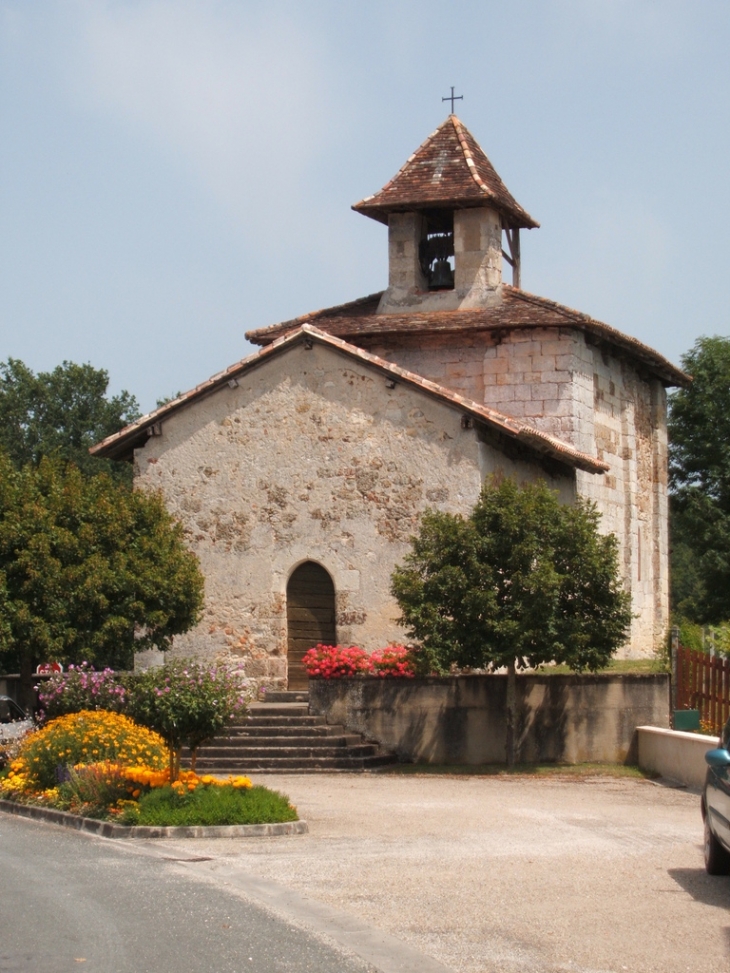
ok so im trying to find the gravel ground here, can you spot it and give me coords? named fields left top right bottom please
left=158, top=773, right=730, bottom=973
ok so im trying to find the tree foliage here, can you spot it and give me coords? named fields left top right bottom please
left=391, top=478, right=632, bottom=764
left=393, top=478, right=632, bottom=674
left=127, top=659, right=251, bottom=780
left=0, top=453, right=204, bottom=704
left=0, top=358, right=140, bottom=482
left=668, top=336, right=730, bottom=623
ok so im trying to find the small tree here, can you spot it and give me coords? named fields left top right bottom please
left=0, top=453, right=204, bottom=707
left=391, top=478, right=632, bottom=765
left=126, top=659, right=251, bottom=781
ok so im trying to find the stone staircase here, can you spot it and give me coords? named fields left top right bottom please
left=186, top=692, right=397, bottom=774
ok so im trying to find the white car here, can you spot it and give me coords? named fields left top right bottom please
left=0, top=696, right=34, bottom=762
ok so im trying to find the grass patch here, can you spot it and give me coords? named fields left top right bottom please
left=537, top=658, right=668, bottom=675
left=380, top=761, right=654, bottom=779
left=121, top=784, right=298, bottom=827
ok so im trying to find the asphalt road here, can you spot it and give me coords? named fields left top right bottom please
left=3, top=774, right=730, bottom=973
left=0, top=814, right=375, bottom=973
left=162, top=773, right=730, bottom=973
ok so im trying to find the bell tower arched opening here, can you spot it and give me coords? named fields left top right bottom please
left=286, top=562, right=336, bottom=690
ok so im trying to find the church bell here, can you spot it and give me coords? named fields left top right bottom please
left=430, top=258, right=454, bottom=290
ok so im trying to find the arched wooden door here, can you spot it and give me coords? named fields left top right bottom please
left=286, top=562, right=336, bottom=690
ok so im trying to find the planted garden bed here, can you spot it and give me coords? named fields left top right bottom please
left=0, top=662, right=301, bottom=831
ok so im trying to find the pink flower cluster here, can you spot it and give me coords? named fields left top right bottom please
left=302, top=644, right=414, bottom=679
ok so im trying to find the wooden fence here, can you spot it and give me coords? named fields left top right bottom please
left=675, top=645, right=730, bottom=734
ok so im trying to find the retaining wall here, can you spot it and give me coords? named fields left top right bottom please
left=637, top=726, right=719, bottom=790
left=309, top=673, right=670, bottom=765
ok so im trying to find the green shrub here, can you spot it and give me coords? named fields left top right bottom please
left=125, top=784, right=298, bottom=827
left=675, top=617, right=704, bottom=652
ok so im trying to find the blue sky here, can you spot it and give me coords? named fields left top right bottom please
left=1, top=0, right=729, bottom=412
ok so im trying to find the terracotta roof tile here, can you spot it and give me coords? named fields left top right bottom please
left=91, top=325, right=607, bottom=474
left=246, top=286, right=690, bottom=387
left=352, top=115, right=538, bottom=229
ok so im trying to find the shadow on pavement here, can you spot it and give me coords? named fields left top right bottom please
left=669, top=867, right=730, bottom=961
left=668, top=866, right=730, bottom=907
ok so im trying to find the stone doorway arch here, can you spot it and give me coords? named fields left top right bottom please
left=286, top=562, right=336, bottom=690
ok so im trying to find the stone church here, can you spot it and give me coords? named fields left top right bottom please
left=93, top=115, right=689, bottom=689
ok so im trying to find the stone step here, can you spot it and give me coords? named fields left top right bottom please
left=242, top=715, right=327, bottom=728
left=192, top=753, right=397, bottom=772
left=195, top=743, right=378, bottom=760
left=184, top=697, right=398, bottom=775
left=248, top=703, right=309, bottom=717
left=222, top=724, right=349, bottom=739
left=261, top=691, right=309, bottom=704
left=200, top=735, right=362, bottom=751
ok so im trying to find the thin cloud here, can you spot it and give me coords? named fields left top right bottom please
left=65, top=1, right=329, bottom=238
left=529, top=187, right=671, bottom=345
left=547, top=0, right=696, bottom=65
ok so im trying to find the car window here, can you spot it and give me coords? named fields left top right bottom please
left=0, top=698, right=25, bottom=723
left=723, top=718, right=730, bottom=751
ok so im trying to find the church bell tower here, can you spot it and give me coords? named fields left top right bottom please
left=352, top=115, right=538, bottom=314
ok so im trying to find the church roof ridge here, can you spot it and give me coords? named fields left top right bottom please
left=296, top=325, right=607, bottom=473
left=502, top=286, right=692, bottom=385
left=245, top=287, right=690, bottom=388
left=352, top=115, right=538, bottom=229
left=91, top=323, right=607, bottom=474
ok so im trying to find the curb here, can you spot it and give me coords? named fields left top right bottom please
left=0, top=799, right=308, bottom=839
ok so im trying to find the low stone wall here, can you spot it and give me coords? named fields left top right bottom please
left=637, top=726, right=720, bottom=790
left=309, top=674, right=670, bottom=765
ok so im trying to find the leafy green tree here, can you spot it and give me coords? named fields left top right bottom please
left=0, top=358, right=140, bottom=482
left=391, top=478, right=632, bottom=765
left=0, top=453, right=204, bottom=708
left=127, top=659, right=251, bottom=780
left=668, top=336, right=730, bottom=623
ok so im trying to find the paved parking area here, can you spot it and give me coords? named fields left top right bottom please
left=160, top=773, right=730, bottom=973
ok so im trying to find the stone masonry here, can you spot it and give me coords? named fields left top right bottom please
left=131, top=340, right=576, bottom=688
left=93, top=113, right=687, bottom=683
left=361, top=324, right=668, bottom=655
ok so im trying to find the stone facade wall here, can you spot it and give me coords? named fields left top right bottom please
left=361, top=332, right=494, bottom=404
left=133, top=341, right=573, bottom=688
left=576, top=350, right=669, bottom=655
left=360, top=325, right=669, bottom=656
left=481, top=327, right=669, bottom=653
left=453, top=207, right=502, bottom=302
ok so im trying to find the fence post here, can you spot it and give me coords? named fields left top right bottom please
left=671, top=625, right=679, bottom=722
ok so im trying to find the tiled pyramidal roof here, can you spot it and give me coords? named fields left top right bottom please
left=352, top=115, right=538, bottom=229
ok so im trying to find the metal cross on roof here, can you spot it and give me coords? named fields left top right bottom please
left=442, top=87, right=463, bottom=114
